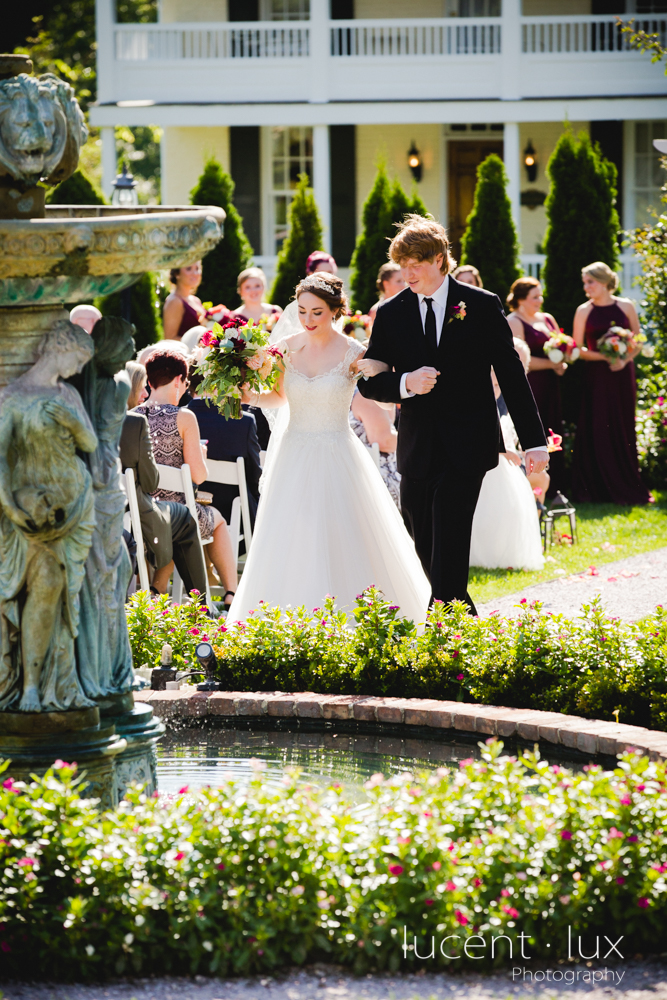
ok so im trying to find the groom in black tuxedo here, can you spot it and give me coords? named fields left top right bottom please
left=359, top=216, right=548, bottom=614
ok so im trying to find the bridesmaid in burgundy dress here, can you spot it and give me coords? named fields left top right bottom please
left=572, top=261, right=650, bottom=505
left=163, top=261, right=207, bottom=341
left=507, top=276, right=567, bottom=494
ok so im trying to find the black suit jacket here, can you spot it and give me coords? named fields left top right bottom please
left=187, top=399, right=262, bottom=526
left=358, top=277, right=547, bottom=479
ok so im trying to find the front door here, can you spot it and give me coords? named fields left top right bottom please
left=448, top=139, right=504, bottom=263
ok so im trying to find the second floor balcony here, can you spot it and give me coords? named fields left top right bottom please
left=96, top=4, right=667, bottom=108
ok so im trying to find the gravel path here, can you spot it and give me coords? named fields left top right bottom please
left=3, top=962, right=667, bottom=1000
left=478, top=546, right=667, bottom=621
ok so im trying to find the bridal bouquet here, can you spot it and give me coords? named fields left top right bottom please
left=596, top=325, right=639, bottom=363
left=343, top=310, right=371, bottom=342
left=195, top=318, right=282, bottom=419
left=543, top=331, right=580, bottom=364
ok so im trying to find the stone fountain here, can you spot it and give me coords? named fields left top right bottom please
left=0, top=53, right=225, bottom=806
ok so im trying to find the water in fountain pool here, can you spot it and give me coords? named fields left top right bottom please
left=156, top=724, right=601, bottom=797
left=156, top=727, right=481, bottom=797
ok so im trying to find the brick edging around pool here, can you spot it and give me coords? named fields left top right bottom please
left=134, top=690, right=667, bottom=761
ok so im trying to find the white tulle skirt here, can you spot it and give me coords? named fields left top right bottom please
left=469, top=456, right=544, bottom=571
left=227, top=426, right=431, bottom=624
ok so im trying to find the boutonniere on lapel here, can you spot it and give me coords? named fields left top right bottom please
left=446, top=301, right=467, bottom=325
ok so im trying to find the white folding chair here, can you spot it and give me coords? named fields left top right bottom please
left=370, top=442, right=381, bottom=470
left=121, top=468, right=150, bottom=593
left=156, top=462, right=214, bottom=611
left=204, top=457, right=253, bottom=567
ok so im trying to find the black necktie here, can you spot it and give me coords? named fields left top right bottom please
left=424, top=297, right=437, bottom=353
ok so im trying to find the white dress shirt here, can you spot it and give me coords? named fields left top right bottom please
left=399, top=276, right=449, bottom=400
left=397, top=275, right=548, bottom=455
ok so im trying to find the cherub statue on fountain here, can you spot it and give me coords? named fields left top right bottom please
left=0, top=320, right=97, bottom=712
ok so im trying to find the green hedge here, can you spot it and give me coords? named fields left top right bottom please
left=2, top=744, right=667, bottom=979
left=126, top=588, right=667, bottom=731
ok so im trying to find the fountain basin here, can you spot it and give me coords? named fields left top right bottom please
left=0, top=204, right=224, bottom=306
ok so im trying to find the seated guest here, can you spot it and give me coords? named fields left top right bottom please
left=349, top=388, right=401, bottom=509
left=187, top=372, right=262, bottom=527
left=306, top=251, right=337, bottom=275
left=125, top=360, right=149, bottom=409
left=369, top=262, right=406, bottom=326
left=120, top=409, right=209, bottom=602
left=232, top=267, right=282, bottom=325
left=70, top=304, right=102, bottom=334
left=134, top=350, right=238, bottom=606
left=180, top=324, right=210, bottom=352
left=452, top=264, right=483, bottom=288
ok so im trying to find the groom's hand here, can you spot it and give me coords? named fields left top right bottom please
left=406, top=367, right=440, bottom=395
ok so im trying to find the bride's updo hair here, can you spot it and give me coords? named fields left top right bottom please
left=295, top=272, right=348, bottom=320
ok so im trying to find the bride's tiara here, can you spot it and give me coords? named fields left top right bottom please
left=299, top=275, right=341, bottom=297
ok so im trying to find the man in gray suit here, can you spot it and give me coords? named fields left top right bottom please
left=120, top=411, right=208, bottom=599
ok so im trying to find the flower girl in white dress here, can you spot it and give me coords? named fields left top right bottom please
left=227, top=273, right=430, bottom=624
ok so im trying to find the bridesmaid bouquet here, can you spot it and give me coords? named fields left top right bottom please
left=201, top=303, right=233, bottom=329
left=195, top=318, right=282, bottom=419
left=343, top=310, right=371, bottom=342
left=596, top=325, right=638, bottom=363
left=543, top=332, right=580, bottom=364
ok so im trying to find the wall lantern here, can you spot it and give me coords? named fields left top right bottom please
left=111, top=163, right=139, bottom=208
left=523, top=140, right=537, bottom=183
left=407, top=142, right=423, bottom=182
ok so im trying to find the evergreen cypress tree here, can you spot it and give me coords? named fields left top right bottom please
left=46, top=168, right=106, bottom=205
left=460, top=154, right=521, bottom=302
left=270, top=173, right=324, bottom=308
left=96, top=272, right=160, bottom=352
left=190, top=156, right=253, bottom=310
left=388, top=177, right=411, bottom=234
left=542, top=131, right=620, bottom=332
left=349, top=164, right=393, bottom=313
left=408, top=185, right=429, bottom=219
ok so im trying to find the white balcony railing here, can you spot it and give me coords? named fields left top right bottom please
left=329, top=18, right=501, bottom=58
left=115, top=21, right=310, bottom=61
left=522, top=15, right=667, bottom=55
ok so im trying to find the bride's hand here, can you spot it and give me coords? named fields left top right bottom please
left=355, top=358, right=390, bottom=378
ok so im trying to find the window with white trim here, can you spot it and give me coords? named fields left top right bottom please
left=260, top=0, right=310, bottom=19
left=270, top=126, right=313, bottom=253
left=635, top=121, right=667, bottom=223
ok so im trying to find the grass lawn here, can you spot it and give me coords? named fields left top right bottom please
left=469, top=491, right=667, bottom=606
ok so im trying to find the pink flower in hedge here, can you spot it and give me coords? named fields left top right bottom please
left=0, top=942, right=10, bottom=953
left=456, top=673, right=464, bottom=681
left=431, top=861, right=441, bottom=870
left=452, top=651, right=459, bottom=658
left=188, top=628, right=201, bottom=636
left=2, top=778, right=17, bottom=792
left=636, top=784, right=646, bottom=792
left=217, top=863, right=225, bottom=870
left=388, top=605, right=399, bottom=612
left=174, top=852, right=185, bottom=861
left=560, top=830, right=573, bottom=840
left=17, top=858, right=33, bottom=867
left=608, top=827, right=624, bottom=840
left=520, top=598, right=527, bottom=604
left=425, top=899, right=434, bottom=906
left=388, top=864, right=404, bottom=876
left=628, top=834, right=638, bottom=843
left=473, top=878, right=483, bottom=887
left=502, top=905, right=520, bottom=919
left=178, top=785, right=189, bottom=794
left=446, top=881, right=456, bottom=891
left=620, top=795, right=632, bottom=805
left=397, top=837, right=411, bottom=845
left=501, top=888, right=511, bottom=897
left=454, top=910, right=468, bottom=926
left=637, top=897, right=650, bottom=909
left=616, top=877, right=625, bottom=884
left=423, top=811, right=432, bottom=819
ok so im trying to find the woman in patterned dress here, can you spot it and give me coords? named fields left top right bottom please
left=349, top=389, right=401, bottom=509
left=134, top=350, right=238, bottom=603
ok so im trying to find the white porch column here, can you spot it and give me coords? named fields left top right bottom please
left=95, top=0, right=116, bottom=105
left=504, top=122, right=521, bottom=239
left=101, top=126, right=117, bottom=200
left=500, top=0, right=521, bottom=102
left=309, top=1, right=329, bottom=104
left=313, top=124, right=331, bottom=252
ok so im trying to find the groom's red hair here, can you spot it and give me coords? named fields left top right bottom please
left=389, top=214, right=457, bottom=275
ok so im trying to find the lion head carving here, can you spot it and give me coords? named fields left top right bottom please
left=0, top=73, right=87, bottom=186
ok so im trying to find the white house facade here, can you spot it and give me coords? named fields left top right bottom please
left=91, top=0, right=667, bottom=284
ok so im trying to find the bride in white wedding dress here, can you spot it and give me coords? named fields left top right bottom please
left=227, top=273, right=430, bottom=624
